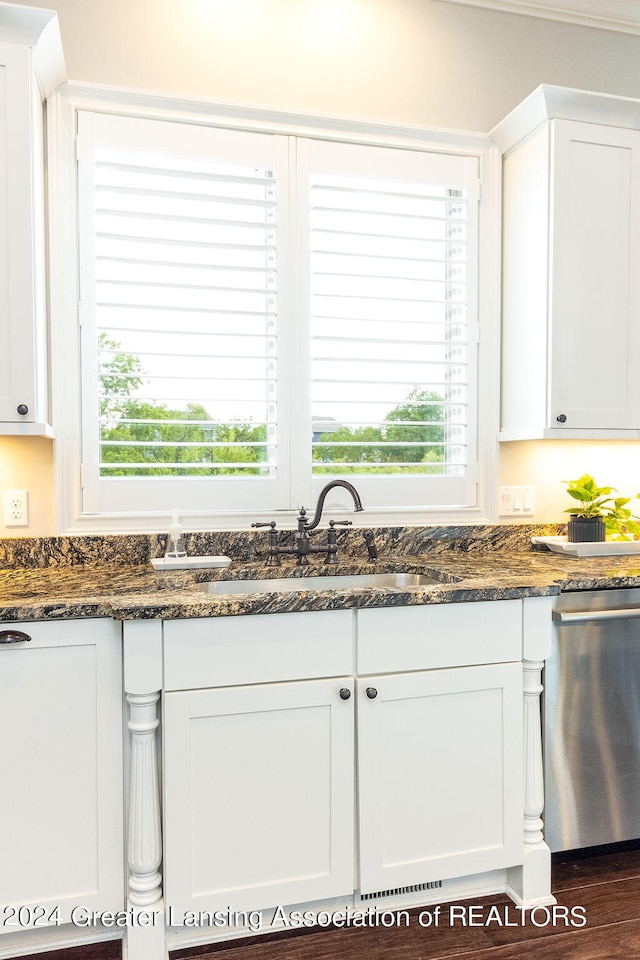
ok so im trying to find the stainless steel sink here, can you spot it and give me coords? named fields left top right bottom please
left=197, top=572, right=445, bottom=595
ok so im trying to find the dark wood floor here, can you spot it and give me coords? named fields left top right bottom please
left=15, top=844, right=640, bottom=960
left=174, top=844, right=640, bottom=960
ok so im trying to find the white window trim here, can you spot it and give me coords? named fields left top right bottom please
left=48, top=81, right=501, bottom=534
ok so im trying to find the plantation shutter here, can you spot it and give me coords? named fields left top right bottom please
left=302, top=140, right=478, bottom=509
left=77, top=113, right=288, bottom=514
left=77, top=114, right=480, bottom=518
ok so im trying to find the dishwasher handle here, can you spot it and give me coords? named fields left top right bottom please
left=553, top=607, right=640, bottom=624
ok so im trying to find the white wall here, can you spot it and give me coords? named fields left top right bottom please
left=501, top=441, right=640, bottom=524
left=5, top=0, right=640, bottom=534
left=0, top=437, right=53, bottom=536
left=17, top=0, right=640, bottom=131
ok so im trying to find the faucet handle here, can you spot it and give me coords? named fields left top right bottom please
left=329, top=520, right=352, bottom=527
left=251, top=520, right=280, bottom=567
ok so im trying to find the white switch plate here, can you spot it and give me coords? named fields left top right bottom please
left=498, top=485, right=535, bottom=516
left=4, top=489, right=29, bottom=527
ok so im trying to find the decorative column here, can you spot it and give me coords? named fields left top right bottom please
left=523, top=659, right=545, bottom=848
left=507, top=597, right=555, bottom=907
left=127, top=692, right=162, bottom=907
left=123, top=620, right=165, bottom=960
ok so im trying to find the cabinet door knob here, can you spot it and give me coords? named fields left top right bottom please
left=366, top=686, right=378, bottom=699
left=339, top=687, right=351, bottom=700
left=16, top=404, right=28, bottom=416
left=556, top=413, right=567, bottom=423
left=0, top=630, right=31, bottom=644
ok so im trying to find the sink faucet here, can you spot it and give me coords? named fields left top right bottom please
left=304, top=480, right=364, bottom=532
left=252, top=480, right=364, bottom=566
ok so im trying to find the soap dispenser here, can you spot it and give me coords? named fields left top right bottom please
left=165, top=510, right=187, bottom=559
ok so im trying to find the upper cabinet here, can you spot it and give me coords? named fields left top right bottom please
left=492, top=85, right=640, bottom=440
left=0, top=4, right=65, bottom=437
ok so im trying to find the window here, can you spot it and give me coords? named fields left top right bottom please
left=75, top=112, right=480, bottom=519
left=304, top=140, right=477, bottom=510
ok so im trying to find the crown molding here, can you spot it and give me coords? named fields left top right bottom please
left=58, top=80, right=494, bottom=154
left=437, top=0, right=640, bottom=35
left=0, top=1, right=66, bottom=96
left=490, top=83, right=640, bottom=151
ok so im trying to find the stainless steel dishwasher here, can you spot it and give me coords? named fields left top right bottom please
left=545, top=588, right=640, bottom=852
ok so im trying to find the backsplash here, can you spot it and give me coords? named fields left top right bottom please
left=0, top=523, right=564, bottom=569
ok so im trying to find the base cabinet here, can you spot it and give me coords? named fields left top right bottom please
left=0, top=596, right=553, bottom=960
left=161, top=601, right=530, bottom=919
left=163, top=677, right=355, bottom=917
left=357, top=664, right=523, bottom=894
left=0, top=618, right=124, bottom=931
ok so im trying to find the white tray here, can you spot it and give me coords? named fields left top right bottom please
left=531, top=536, right=640, bottom=557
left=151, top=555, right=232, bottom=570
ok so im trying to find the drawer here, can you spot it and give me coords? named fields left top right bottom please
left=163, top=609, right=354, bottom=690
left=0, top=617, right=118, bottom=649
left=356, top=600, right=522, bottom=674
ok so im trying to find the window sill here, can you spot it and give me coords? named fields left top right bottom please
left=58, top=504, right=493, bottom=535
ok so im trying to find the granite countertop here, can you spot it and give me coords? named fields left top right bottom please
left=3, top=537, right=640, bottom=622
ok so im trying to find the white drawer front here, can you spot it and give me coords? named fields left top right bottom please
left=164, top=609, right=353, bottom=690
left=357, top=600, right=522, bottom=674
left=0, top=617, right=111, bottom=648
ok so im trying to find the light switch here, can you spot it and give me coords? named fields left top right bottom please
left=499, top=486, right=535, bottom=517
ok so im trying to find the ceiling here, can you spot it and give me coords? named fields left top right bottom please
left=438, top=0, right=640, bottom=35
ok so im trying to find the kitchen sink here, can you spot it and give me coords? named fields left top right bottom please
left=197, top=571, right=449, bottom=595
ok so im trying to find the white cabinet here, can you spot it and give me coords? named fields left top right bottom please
left=357, top=664, right=522, bottom=893
left=161, top=600, right=528, bottom=915
left=0, top=8, right=64, bottom=436
left=356, top=601, right=523, bottom=895
left=0, top=618, right=124, bottom=930
left=162, top=610, right=355, bottom=916
left=492, top=85, right=640, bottom=440
left=164, top=678, right=355, bottom=916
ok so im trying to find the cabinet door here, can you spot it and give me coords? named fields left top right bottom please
left=549, top=120, right=640, bottom=430
left=164, top=677, right=354, bottom=917
left=0, top=619, right=123, bottom=930
left=0, top=41, right=45, bottom=426
left=357, top=663, right=523, bottom=894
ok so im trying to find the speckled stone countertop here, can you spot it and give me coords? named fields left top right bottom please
left=2, top=524, right=640, bottom=622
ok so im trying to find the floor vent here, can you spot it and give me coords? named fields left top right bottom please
left=359, top=880, right=443, bottom=902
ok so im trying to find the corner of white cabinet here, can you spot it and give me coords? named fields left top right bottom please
left=123, top=619, right=163, bottom=694
left=506, top=843, right=556, bottom=908
left=522, top=596, right=554, bottom=662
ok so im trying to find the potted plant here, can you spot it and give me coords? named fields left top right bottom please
left=564, top=474, right=640, bottom=542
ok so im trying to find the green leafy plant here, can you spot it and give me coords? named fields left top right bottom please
left=564, top=474, right=617, bottom=518
left=564, top=474, right=640, bottom=540
left=604, top=499, right=640, bottom=541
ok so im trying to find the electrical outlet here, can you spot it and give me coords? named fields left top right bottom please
left=4, top=490, right=29, bottom=527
